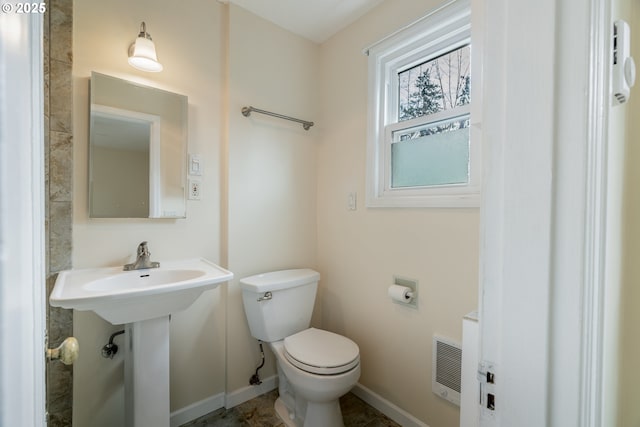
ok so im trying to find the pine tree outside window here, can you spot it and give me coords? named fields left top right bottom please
left=366, top=0, right=479, bottom=207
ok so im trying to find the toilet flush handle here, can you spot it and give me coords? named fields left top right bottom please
left=257, top=292, right=272, bottom=302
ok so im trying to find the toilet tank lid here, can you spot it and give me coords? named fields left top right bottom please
left=239, top=269, right=320, bottom=293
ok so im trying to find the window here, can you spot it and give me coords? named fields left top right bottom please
left=366, top=0, right=478, bottom=207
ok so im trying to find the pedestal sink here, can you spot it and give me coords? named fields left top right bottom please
left=50, top=258, right=233, bottom=427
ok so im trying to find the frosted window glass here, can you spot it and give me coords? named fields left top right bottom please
left=391, top=127, right=469, bottom=188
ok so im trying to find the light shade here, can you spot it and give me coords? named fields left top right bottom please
left=128, top=22, right=163, bottom=72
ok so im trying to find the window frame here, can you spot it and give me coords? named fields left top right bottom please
left=365, top=0, right=478, bottom=208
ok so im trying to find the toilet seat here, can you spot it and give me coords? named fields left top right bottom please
left=283, top=328, right=360, bottom=375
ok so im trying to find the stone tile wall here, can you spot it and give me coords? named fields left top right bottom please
left=44, top=0, right=74, bottom=425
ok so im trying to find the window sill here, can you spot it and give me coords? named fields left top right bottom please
left=366, top=190, right=481, bottom=208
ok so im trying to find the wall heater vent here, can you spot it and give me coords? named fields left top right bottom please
left=432, top=335, right=462, bottom=406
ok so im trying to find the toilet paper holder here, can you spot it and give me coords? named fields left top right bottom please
left=389, top=276, right=418, bottom=309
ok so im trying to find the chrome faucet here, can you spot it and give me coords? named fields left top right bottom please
left=123, top=241, right=160, bottom=271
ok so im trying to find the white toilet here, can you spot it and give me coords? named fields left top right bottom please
left=240, top=269, right=360, bottom=427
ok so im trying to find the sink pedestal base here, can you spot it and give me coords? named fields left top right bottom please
left=124, top=316, right=170, bottom=427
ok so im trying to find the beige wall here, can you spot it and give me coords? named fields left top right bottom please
left=619, top=1, right=640, bottom=425
left=72, top=1, right=225, bottom=425
left=226, top=4, right=320, bottom=393
left=316, top=1, right=479, bottom=426
left=605, top=2, right=631, bottom=427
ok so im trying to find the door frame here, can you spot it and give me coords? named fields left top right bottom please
left=0, top=12, right=46, bottom=427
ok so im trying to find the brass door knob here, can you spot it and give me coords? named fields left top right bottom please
left=47, top=337, right=79, bottom=365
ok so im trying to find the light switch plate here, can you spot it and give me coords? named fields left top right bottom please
left=189, top=154, right=202, bottom=176
left=347, top=192, right=357, bottom=210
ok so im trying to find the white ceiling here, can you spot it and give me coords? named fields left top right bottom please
left=226, top=0, right=384, bottom=44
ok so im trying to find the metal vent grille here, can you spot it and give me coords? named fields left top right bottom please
left=432, top=336, right=462, bottom=405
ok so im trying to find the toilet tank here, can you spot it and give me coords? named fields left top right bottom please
left=240, top=269, right=320, bottom=342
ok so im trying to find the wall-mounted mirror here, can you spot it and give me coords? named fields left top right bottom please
left=89, top=72, right=187, bottom=218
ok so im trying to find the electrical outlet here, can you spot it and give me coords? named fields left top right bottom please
left=188, top=179, right=201, bottom=200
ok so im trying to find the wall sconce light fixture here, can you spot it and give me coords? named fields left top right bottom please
left=128, top=22, right=163, bottom=72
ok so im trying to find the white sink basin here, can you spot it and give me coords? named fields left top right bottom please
left=50, top=258, right=233, bottom=324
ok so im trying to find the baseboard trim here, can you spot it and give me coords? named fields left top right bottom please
left=170, top=392, right=225, bottom=427
left=225, top=375, right=278, bottom=409
left=352, top=383, right=429, bottom=427
left=169, top=375, right=278, bottom=426
left=170, top=378, right=426, bottom=427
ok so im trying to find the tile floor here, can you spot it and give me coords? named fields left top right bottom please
left=180, top=390, right=401, bottom=427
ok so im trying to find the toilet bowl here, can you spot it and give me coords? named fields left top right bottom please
left=240, top=269, right=361, bottom=427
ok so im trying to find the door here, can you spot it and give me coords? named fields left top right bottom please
left=477, top=0, right=610, bottom=426
left=0, top=11, right=47, bottom=427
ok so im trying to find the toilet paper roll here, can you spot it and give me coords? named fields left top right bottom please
left=388, top=284, right=414, bottom=303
